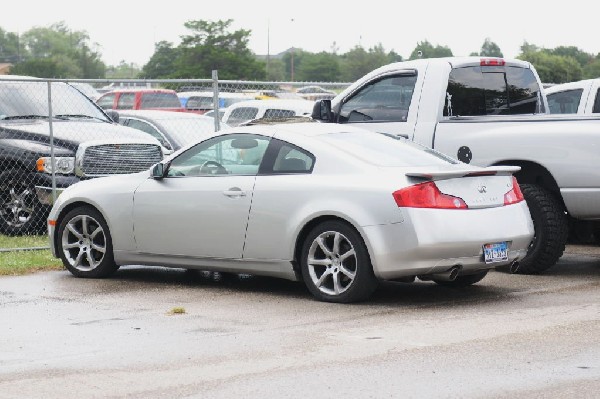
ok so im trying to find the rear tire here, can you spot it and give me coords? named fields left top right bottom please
left=57, top=206, right=119, bottom=278
left=433, top=270, right=488, bottom=287
left=518, top=184, right=568, bottom=274
left=300, top=221, right=378, bottom=303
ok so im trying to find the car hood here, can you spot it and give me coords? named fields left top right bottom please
left=0, top=119, right=161, bottom=147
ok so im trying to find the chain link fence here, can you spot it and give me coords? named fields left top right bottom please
left=0, top=73, right=350, bottom=250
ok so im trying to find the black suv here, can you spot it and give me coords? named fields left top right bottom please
left=0, top=77, right=163, bottom=235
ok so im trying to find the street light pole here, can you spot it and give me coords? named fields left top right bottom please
left=290, top=18, right=295, bottom=81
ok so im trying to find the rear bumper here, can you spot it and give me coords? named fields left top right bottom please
left=362, top=202, right=534, bottom=280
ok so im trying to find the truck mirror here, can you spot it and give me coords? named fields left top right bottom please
left=311, top=100, right=332, bottom=122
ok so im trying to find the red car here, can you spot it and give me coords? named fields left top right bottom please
left=96, top=88, right=185, bottom=112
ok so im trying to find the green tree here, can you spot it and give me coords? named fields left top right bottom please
left=170, top=19, right=265, bottom=80
left=409, top=40, right=453, bottom=60
left=296, top=51, right=340, bottom=82
left=12, top=22, right=105, bottom=78
left=518, top=50, right=582, bottom=84
left=140, top=41, right=179, bottom=78
left=340, top=44, right=400, bottom=81
left=547, top=46, right=592, bottom=68
left=0, top=28, right=22, bottom=63
left=106, top=61, right=142, bottom=79
left=480, top=38, right=503, bottom=57
left=583, top=57, right=600, bottom=79
left=265, top=58, right=286, bottom=81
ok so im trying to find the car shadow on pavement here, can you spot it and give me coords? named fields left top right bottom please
left=106, top=266, right=516, bottom=307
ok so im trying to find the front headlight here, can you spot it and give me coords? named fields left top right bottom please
left=36, top=157, right=75, bottom=174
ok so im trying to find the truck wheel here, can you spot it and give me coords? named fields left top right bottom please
left=300, top=221, right=378, bottom=303
left=0, top=169, right=47, bottom=235
left=518, top=184, right=568, bottom=274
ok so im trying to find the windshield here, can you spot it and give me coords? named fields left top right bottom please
left=0, top=81, right=109, bottom=121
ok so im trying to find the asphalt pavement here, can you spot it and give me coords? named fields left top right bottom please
left=0, top=245, right=599, bottom=398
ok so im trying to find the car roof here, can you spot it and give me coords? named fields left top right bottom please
left=106, top=88, right=177, bottom=94
left=177, top=91, right=253, bottom=98
left=220, top=121, right=368, bottom=138
left=227, top=99, right=315, bottom=109
left=116, top=109, right=213, bottom=121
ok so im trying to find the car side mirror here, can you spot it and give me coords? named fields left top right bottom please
left=105, top=110, right=119, bottom=123
left=151, top=163, right=166, bottom=179
left=311, top=100, right=332, bottom=122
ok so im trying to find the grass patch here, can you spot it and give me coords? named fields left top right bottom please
left=0, top=234, right=63, bottom=276
left=0, top=234, right=50, bottom=249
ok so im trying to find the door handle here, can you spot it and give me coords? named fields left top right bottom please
left=223, top=187, right=247, bottom=198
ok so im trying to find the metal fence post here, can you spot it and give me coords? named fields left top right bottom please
left=212, top=70, right=221, bottom=132
left=47, top=81, right=57, bottom=204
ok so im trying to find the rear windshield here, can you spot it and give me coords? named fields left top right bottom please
left=444, top=65, right=544, bottom=116
left=320, top=131, right=459, bottom=167
left=140, top=93, right=181, bottom=109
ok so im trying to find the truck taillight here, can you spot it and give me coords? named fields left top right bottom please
left=393, top=181, right=468, bottom=209
left=480, top=58, right=505, bottom=66
left=504, top=177, right=524, bottom=205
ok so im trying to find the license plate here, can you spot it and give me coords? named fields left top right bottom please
left=483, top=242, right=508, bottom=263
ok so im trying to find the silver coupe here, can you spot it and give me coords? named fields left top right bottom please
left=48, top=123, right=534, bottom=303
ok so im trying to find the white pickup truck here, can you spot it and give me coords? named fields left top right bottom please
left=311, top=56, right=600, bottom=274
left=546, top=78, right=600, bottom=115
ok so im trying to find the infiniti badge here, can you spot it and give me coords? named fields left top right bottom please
left=477, top=185, right=487, bottom=193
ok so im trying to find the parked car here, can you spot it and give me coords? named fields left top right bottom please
left=48, top=122, right=533, bottom=303
left=296, top=85, right=336, bottom=101
left=545, top=79, right=600, bottom=115
left=177, top=91, right=254, bottom=114
left=0, top=76, right=164, bottom=235
left=222, top=99, right=314, bottom=126
left=115, top=110, right=224, bottom=151
left=96, top=89, right=184, bottom=112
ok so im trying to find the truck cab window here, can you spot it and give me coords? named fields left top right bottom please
left=338, top=74, right=417, bottom=123
left=444, top=66, right=543, bottom=117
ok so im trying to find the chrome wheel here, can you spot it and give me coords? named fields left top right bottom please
left=61, top=214, right=107, bottom=272
left=0, top=170, right=43, bottom=235
left=307, top=230, right=357, bottom=296
left=1, top=185, right=35, bottom=228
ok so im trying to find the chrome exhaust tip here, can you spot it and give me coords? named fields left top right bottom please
left=509, top=260, right=520, bottom=274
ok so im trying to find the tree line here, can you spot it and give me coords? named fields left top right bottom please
left=1, top=20, right=599, bottom=84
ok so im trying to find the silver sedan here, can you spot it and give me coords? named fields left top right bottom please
left=47, top=123, right=534, bottom=303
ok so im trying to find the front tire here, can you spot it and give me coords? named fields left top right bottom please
left=0, top=169, right=47, bottom=235
left=57, top=206, right=119, bottom=278
left=300, top=221, right=378, bottom=303
left=518, top=184, right=568, bottom=274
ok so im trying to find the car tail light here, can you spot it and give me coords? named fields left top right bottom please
left=393, top=181, right=467, bottom=209
left=504, top=176, right=524, bottom=205
left=480, top=58, right=505, bottom=66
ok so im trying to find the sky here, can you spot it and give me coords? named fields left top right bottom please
left=1, top=0, right=598, bottom=68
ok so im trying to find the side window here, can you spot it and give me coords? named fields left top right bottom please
left=185, top=96, right=213, bottom=110
left=227, top=107, right=258, bottom=126
left=116, top=93, right=135, bottom=109
left=592, top=88, right=600, bottom=114
left=339, top=74, right=417, bottom=123
left=263, top=109, right=296, bottom=118
left=547, top=89, right=583, bottom=114
left=167, top=134, right=270, bottom=177
left=271, top=141, right=314, bottom=174
left=97, top=93, right=116, bottom=110
left=126, top=118, right=172, bottom=150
